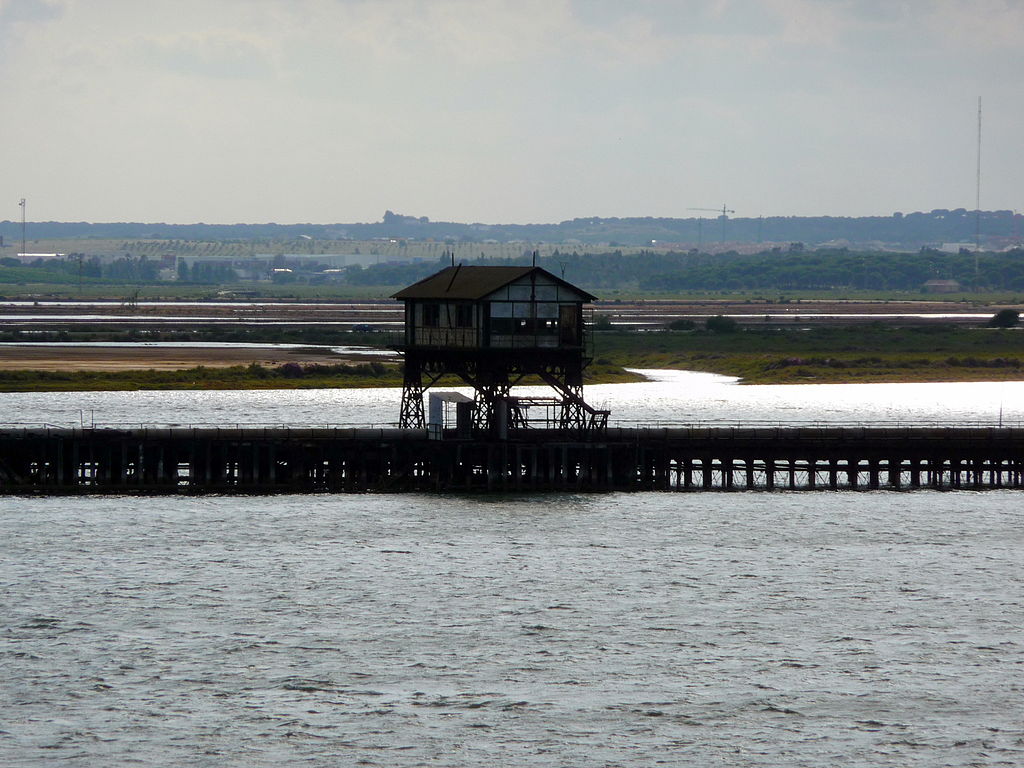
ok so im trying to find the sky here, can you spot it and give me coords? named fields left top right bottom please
left=1, top=0, right=1021, bottom=225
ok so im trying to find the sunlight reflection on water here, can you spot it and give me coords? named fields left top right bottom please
left=2, top=369, right=1022, bottom=428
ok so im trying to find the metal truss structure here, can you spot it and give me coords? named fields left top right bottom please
left=397, top=349, right=608, bottom=434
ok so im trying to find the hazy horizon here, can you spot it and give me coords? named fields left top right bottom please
left=2, top=207, right=1019, bottom=230
left=2, top=1, right=1021, bottom=225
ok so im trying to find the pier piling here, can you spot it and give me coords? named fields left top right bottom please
left=2, top=425, right=1022, bottom=494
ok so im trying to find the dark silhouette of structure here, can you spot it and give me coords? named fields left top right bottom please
left=4, top=424, right=1024, bottom=494
left=391, top=265, right=609, bottom=434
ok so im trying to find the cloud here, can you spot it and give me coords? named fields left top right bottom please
left=135, top=33, right=278, bottom=81
left=0, top=0, right=1021, bottom=222
left=0, top=0, right=63, bottom=27
left=923, top=0, right=1024, bottom=47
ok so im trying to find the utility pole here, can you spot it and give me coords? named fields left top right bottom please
left=19, top=198, right=26, bottom=259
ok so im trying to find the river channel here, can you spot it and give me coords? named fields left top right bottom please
left=2, top=375, right=1021, bottom=766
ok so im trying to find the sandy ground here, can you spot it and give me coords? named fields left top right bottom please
left=0, top=345, right=371, bottom=371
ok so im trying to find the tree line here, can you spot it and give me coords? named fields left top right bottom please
left=0, top=255, right=161, bottom=283
left=344, top=247, right=1024, bottom=293
left=5, top=247, right=1024, bottom=293
left=2, top=208, right=1021, bottom=248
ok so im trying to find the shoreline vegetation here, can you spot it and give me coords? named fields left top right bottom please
left=0, top=360, right=642, bottom=393
left=1, top=325, right=1023, bottom=392
left=593, top=324, right=1024, bottom=385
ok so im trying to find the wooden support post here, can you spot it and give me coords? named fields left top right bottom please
left=888, top=458, right=901, bottom=489
left=70, top=440, right=80, bottom=487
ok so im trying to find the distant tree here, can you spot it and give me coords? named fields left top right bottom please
left=705, top=315, right=738, bottom=333
left=987, top=309, right=1020, bottom=328
left=667, top=318, right=696, bottom=331
left=82, top=257, right=102, bottom=278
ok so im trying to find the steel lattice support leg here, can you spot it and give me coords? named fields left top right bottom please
left=399, top=370, right=426, bottom=429
left=471, top=382, right=511, bottom=431
left=559, top=383, right=586, bottom=431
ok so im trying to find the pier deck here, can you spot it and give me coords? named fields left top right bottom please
left=2, top=425, right=1023, bottom=493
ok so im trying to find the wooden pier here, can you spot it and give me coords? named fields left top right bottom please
left=2, top=425, right=1023, bottom=493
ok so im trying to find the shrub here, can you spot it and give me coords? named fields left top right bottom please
left=667, top=318, right=696, bottom=331
left=705, top=315, right=738, bottom=333
left=987, top=309, right=1020, bottom=328
left=279, top=362, right=305, bottom=378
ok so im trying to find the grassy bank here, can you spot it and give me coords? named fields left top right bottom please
left=0, top=359, right=641, bottom=392
left=5, top=281, right=1024, bottom=305
left=0, top=362, right=398, bottom=393
left=592, top=325, right=1024, bottom=384
left=3, top=325, right=1022, bottom=392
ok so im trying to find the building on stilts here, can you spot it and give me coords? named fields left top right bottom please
left=391, top=264, right=609, bottom=436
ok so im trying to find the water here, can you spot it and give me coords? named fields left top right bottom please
left=2, top=492, right=1021, bottom=766
left=2, top=377, right=1023, bottom=765
left=0, top=317, right=402, bottom=326
left=3, top=370, right=1022, bottom=428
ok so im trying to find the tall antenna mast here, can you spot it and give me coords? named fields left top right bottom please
left=19, top=198, right=27, bottom=259
left=975, top=97, right=982, bottom=260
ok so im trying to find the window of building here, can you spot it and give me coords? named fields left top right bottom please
left=456, top=304, right=473, bottom=328
left=490, top=317, right=514, bottom=334
left=422, top=303, right=440, bottom=327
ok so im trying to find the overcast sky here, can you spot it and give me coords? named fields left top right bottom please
left=1, top=0, right=1021, bottom=225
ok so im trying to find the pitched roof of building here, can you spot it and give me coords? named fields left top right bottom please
left=391, top=265, right=596, bottom=301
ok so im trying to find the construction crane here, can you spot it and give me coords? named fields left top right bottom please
left=688, top=204, right=736, bottom=244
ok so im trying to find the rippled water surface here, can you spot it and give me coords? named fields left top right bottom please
left=3, top=378, right=1024, bottom=765
left=3, top=492, right=1022, bottom=766
left=4, top=371, right=1024, bottom=427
